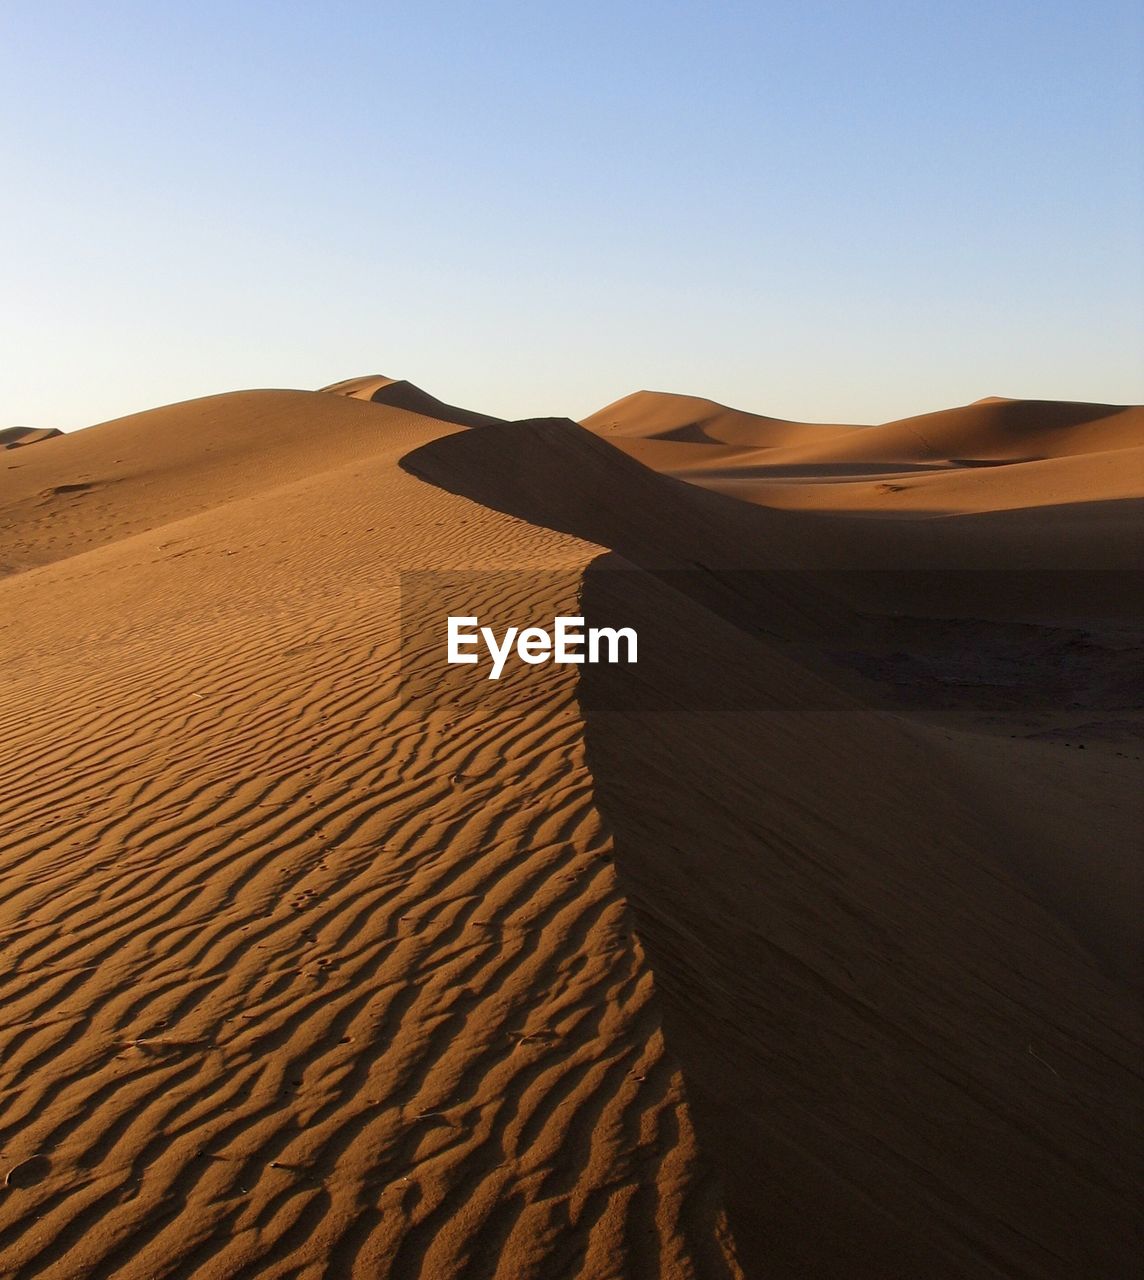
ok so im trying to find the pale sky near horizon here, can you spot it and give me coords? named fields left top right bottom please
left=2, top=1, right=1141, bottom=431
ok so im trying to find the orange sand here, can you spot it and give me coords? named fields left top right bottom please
left=0, top=379, right=1139, bottom=1277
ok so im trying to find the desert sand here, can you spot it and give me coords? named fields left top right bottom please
left=0, top=378, right=1139, bottom=1278
left=0, top=428, right=63, bottom=453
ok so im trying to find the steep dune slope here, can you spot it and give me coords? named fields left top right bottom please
left=403, top=415, right=1142, bottom=1279
left=321, top=374, right=503, bottom=428
left=580, top=569, right=1140, bottom=1280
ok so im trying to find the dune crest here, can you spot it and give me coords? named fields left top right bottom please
left=321, top=373, right=503, bottom=428
left=0, top=425, right=62, bottom=450
left=583, top=388, right=858, bottom=448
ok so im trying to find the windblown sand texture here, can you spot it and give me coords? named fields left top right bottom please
left=0, top=377, right=1140, bottom=1278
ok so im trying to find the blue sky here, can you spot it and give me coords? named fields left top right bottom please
left=1, top=1, right=1141, bottom=429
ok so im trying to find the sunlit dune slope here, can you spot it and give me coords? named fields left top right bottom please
left=698, top=442, right=1144, bottom=515
left=0, top=390, right=422, bottom=574
left=0, top=388, right=746, bottom=1279
left=583, top=389, right=857, bottom=449
left=321, top=372, right=503, bottom=428
left=585, top=392, right=1142, bottom=471
left=584, top=393, right=1144, bottom=584
left=855, top=397, right=1143, bottom=464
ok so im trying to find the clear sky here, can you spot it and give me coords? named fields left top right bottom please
left=2, top=1, right=1141, bottom=430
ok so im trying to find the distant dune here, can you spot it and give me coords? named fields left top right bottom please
left=0, top=425, right=62, bottom=450
left=586, top=392, right=1144, bottom=529
left=0, top=376, right=1139, bottom=1278
left=763, top=397, right=1143, bottom=466
left=582, top=389, right=858, bottom=448
left=321, top=372, right=504, bottom=428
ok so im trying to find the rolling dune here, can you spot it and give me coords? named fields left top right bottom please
left=586, top=392, right=1144, bottom=521
left=0, top=428, right=62, bottom=451
left=0, top=377, right=1139, bottom=1277
left=321, top=376, right=503, bottom=429
left=582, top=390, right=857, bottom=449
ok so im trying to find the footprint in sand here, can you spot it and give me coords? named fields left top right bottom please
left=5, top=1155, right=51, bottom=1189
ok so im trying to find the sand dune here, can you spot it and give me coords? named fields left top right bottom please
left=583, top=389, right=857, bottom=449
left=0, top=377, right=1139, bottom=1277
left=321, top=374, right=503, bottom=428
left=586, top=394, right=1144, bottom=572
left=695, top=442, right=1144, bottom=518
left=0, top=389, right=740, bottom=1279
left=776, top=397, right=1141, bottom=467
left=402, top=410, right=1143, bottom=1276
left=0, top=426, right=62, bottom=451
left=588, top=392, right=1139, bottom=463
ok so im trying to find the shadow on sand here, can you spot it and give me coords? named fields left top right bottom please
left=400, top=418, right=1142, bottom=1280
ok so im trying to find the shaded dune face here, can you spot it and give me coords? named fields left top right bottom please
left=401, top=415, right=1142, bottom=1280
